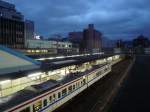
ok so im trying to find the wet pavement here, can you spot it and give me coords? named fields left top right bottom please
left=109, top=55, right=150, bottom=112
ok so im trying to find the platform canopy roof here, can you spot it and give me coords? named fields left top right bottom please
left=0, top=45, right=41, bottom=76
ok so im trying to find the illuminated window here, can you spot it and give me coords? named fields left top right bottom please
left=68, top=85, right=72, bottom=93
left=27, top=50, right=31, bottom=53
left=33, top=100, right=42, bottom=112
left=73, top=85, right=75, bottom=90
left=62, top=88, right=67, bottom=96
left=36, top=50, right=40, bottom=53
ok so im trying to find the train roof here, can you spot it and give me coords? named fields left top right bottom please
left=0, top=64, right=107, bottom=111
left=26, top=80, right=59, bottom=93
left=60, top=64, right=105, bottom=84
left=0, top=79, right=60, bottom=111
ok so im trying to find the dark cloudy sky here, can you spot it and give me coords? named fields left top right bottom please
left=6, top=0, right=150, bottom=39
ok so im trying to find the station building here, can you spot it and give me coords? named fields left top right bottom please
left=0, top=45, right=121, bottom=98
left=21, top=39, right=79, bottom=56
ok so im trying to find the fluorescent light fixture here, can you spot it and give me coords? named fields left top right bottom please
left=28, top=72, right=43, bottom=77
left=56, top=56, right=65, bottom=59
left=0, top=80, right=11, bottom=85
left=36, top=58, right=45, bottom=61
left=36, top=53, right=102, bottom=61
left=48, top=57, right=55, bottom=60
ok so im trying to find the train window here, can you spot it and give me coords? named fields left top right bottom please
left=43, top=99, right=47, bottom=107
left=20, top=107, right=30, bottom=112
left=76, top=83, right=78, bottom=88
left=78, top=82, right=80, bottom=87
left=53, top=94, right=56, bottom=101
left=49, top=96, right=52, bottom=103
left=62, top=88, right=67, bottom=96
left=83, top=79, right=86, bottom=85
left=58, top=92, right=61, bottom=99
left=104, top=68, right=106, bottom=72
left=81, top=81, right=83, bottom=86
left=96, top=71, right=101, bottom=76
left=106, top=68, right=108, bottom=71
left=33, top=100, right=42, bottom=112
left=73, top=85, right=75, bottom=90
left=101, top=70, right=104, bottom=74
left=68, top=85, right=72, bottom=93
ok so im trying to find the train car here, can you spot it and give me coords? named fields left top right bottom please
left=2, top=64, right=111, bottom=112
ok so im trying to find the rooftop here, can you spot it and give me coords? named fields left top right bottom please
left=0, top=45, right=40, bottom=80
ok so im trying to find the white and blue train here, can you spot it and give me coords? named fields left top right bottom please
left=3, top=64, right=111, bottom=112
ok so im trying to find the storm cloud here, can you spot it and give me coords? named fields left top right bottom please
left=6, top=0, right=150, bottom=39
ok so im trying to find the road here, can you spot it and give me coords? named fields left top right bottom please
left=109, top=55, right=150, bottom=112
left=54, top=58, right=132, bottom=112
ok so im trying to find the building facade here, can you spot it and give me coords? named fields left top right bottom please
left=81, top=24, right=102, bottom=53
left=23, top=39, right=79, bottom=55
left=0, top=1, right=34, bottom=49
left=25, top=39, right=73, bottom=49
left=24, top=20, right=34, bottom=46
left=0, top=1, right=24, bottom=49
left=0, top=1, right=23, bottom=20
left=69, top=31, right=83, bottom=44
left=0, top=17, right=24, bottom=49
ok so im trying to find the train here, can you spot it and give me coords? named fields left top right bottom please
left=4, top=64, right=111, bottom=112
left=0, top=54, right=123, bottom=112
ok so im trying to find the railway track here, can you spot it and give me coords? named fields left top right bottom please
left=89, top=58, right=134, bottom=112
left=54, top=58, right=132, bottom=112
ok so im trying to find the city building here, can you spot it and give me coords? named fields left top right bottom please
left=0, top=0, right=25, bottom=49
left=144, top=48, right=150, bottom=54
left=132, top=35, right=150, bottom=54
left=81, top=24, right=102, bottom=53
left=0, top=0, right=24, bottom=20
left=0, top=0, right=34, bottom=49
left=23, top=39, right=79, bottom=55
left=24, top=20, right=34, bottom=46
left=69, top=31, right=83, bottom=44
left=133, top=35, right=150, bottom=48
